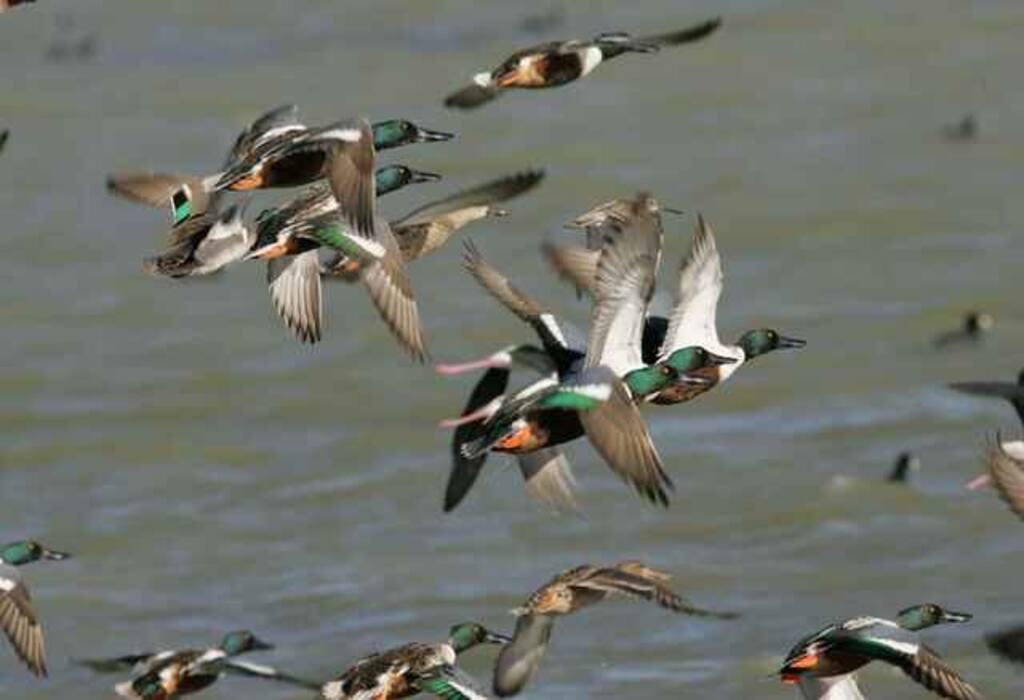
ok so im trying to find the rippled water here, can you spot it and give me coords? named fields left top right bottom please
left=3, top=1, right=1024, bottom=698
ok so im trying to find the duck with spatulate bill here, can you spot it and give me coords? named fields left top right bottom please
left=103, top=630, right=317, bottom=700
left=779, top=604, right=982, bottom=700
left=0, top=540, right=70, bottom=678
left=320, top=622, right=509, bottom=700
left=445, top=18, right=721, bottom=109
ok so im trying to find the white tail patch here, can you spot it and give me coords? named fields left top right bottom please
left=316, top=128, right=362, bottom=143
left=0, top=576, right=15, bottom=592
left=473, top=72, right=494, bottom=87
left=579, top=46, right=604, bottom=77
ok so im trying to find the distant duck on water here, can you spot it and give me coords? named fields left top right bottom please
left=933, top=311, right=993, bottom=349
left=888, top=451, right=921, bottom=483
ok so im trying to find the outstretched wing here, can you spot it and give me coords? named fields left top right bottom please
left=360, top=217, right=428, bottom=361
left=573, top=565, right=737, bottom=618
left=222, top=658, right=322, bottom=689
left=445, top=367, right=511, bottom=512
left=659, top=214, right=724, bottom=357
left=444, top=83, right=504, bottom=110
left=984, top=440, right=1024, bottom=520
left=517, top=448, right=580, bottom=515
left=493, top=614, right=554, bottom=698
left=637, top=17, right=722, bottom=47
left=584, top=204, right=662, bottom=375
left=576, top=367, right=673, bottom=506
left=0, top=565, right=47, bottom=677
left=267, top=251, right=323, bottom=344
left=394, top=171, right=544, bottom=227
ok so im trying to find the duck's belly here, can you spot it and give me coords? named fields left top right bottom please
left=649, top=365, right=721, bottom=405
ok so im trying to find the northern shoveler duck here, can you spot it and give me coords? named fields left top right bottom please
left=887, top=451, right=921, bottom=483
left=563, top=195, right=682, bottom=249
left=933, top=311, right=994, bottom=348
left=143, top=199, right=253, bottom=278
left=449, top=207, right=731, bottom=507
left=435, top=243, right=588, bottom=514
left=943, top=113, right=978, bottom=143
left=320, top=622, right=510, bottom=700
left=92, top=630, right=317, bottom=700
left=209, top=116, right=451, bottom=219
left=0, top=129, right=8, bottom=155
left=444, top=18, right=721, bottom=110
left=949, top=367, right=1024, bottom=427
left=650, top=214, right=805, bottom=404
left=248, top=163, right=440, bottom=345
left=108, top=104, right=306, bottom=224
left=779, top=604, right=981, bottom=700
left=0, top=540, right=70, bottom=677
left=108, top=106, right=451, bottom=224
left=493, top=561, right=736, bottom=696
left=986, top=623, right=1024, bottom=666
left=243, top=117, right=427, bottom=359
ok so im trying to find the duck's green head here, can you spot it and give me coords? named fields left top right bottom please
left=623, top=364, right=677, bottom=399
left=737, top=329, right=806, bottom=360
left=0, top=540, right=70, bottom=566
left=371, top=120, right=455, bottom=151
left=447, top=622, right=512, bottom=653
left=662, top=346, right=737, bottom=374
left=219, top=630, right=274, bottom=655
left=375, top=165, right=442, bottom=196
left=896, top=603, right=972, bottom=631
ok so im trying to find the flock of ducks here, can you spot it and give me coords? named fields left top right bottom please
left=3, top=6, right=1024, bottom=700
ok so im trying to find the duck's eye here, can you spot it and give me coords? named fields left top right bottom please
left=659, top=366, right=672, bottom=376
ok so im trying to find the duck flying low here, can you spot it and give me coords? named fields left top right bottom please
left=0, top=540, right=71, bottom=678
left=319, top=622, right=509, bottom=700
left=445, top=18, right=722, bottom=109
left=493, top=561, right=736, bottom=696
left=779, top=604, right=981, bottom=700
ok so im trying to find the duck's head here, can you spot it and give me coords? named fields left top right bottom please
left=372, top=119, right=454, bottom=150
left=375, top=165, right=442, bottom=196
left=896, top=603, right=972, bottom=631
left=737, top=329, right=806, bottom=359
left=0, top=540, right=70, bottom=566
left=623, top=363, right=678, bottom=398
left=662, top=346, right=736, bottom=374
left=447, top=622, right=512, bottom=653
left=219, top=630, right=274, bottom=655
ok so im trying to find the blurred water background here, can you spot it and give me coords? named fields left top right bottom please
left=2, top=1, right=1024, bottom=697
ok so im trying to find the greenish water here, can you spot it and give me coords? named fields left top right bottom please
left=2, top=1, right=1024, bottom=698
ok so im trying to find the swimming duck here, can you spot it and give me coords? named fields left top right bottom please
left=493, top=561, right=736, bottom=696
left=108, top=104, right=306, bottom=224
left=320, top=622, right=509, bottom=700
left=245, top=117, right=427, bottom=359
left=97, top=630, right=317, bottom=700
left=933, top=311, right=994, bottom=349
left=650, top=214, right=805, bottom=404
left=444, top=18, right=721, bottom=109
left=0, top=129, right=8, bottom=156
left=249, top=163, right=440, bottom=344
left=943, top=114, right=978, bottom=143
left=0, top=540, right=70, bottom=677
left=888, top=451, right=921, bottom=483
left=143, top=199, right=253, bottom=278
left=985, top=623, right=1024, bottom=665
left=779, top=603, right=981, bottom=700
left=949, top=367, right=1024, bottom=427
